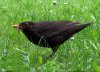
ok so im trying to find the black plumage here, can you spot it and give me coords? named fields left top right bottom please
left=13, top=21, right=91, bottom=56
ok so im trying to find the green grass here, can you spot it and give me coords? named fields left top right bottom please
left=0, top=0, right=100, bottom=72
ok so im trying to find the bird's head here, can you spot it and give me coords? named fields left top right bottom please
left=12, top=21, right=34, bottom=31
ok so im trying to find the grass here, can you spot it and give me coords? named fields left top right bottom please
left=0, top=0, right=100, bottom=72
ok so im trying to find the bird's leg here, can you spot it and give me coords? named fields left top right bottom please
left=47, top=52, right=55, bottom=60
left=49, top=52, right=55, bottom=58
left=47, top=47, right=58, bottom=59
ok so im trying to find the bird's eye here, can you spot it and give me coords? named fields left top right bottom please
left=25, top=22, right=29, bottom=25
left=17, top=25, right=22, bottom=29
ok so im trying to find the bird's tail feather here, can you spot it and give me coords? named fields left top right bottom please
left=75, top=22, right=92, bottom=31
left=69, top=22, right=92, bottom=35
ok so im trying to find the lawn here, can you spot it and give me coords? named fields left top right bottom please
left=0, top=0, right=100, bottom=72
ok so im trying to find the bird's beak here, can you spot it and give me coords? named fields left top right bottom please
left=12, top=24, right=19, bottom=29
left=12, top=24, right=20, bottom=33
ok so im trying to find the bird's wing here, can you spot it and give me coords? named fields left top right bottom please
left=32, top=21, right=80, bottom=38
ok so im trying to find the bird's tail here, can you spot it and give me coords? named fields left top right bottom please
left=69, top=22, right=92, bottom=35
left=76, top=22, right=92, bottom=30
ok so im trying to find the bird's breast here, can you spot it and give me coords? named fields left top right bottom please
left=22, top=30, right=50, bottom=47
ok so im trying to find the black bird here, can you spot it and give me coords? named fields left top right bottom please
left=13, top=21, right=92, bottom=57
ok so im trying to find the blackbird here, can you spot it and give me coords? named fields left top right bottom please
left=13, top=21, right=92, bottom=57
